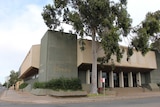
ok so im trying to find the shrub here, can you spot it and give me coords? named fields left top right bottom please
left=19, top=82, right=28, bottom=89
left=46, top=78, right=62, bottom=90
left=33, top=77, right=82, bottom=91
left=46, top=77, right=82, bottom=91
left=33, top=82, right=46, bottom=89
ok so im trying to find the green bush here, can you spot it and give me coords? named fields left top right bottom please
left=19, top=83, right=28, bottom=89
left=45, top=77, right=82, bottom=91
left=33, top=82, right=46, bottom=89
left=33, top=77, right=82, bottom=91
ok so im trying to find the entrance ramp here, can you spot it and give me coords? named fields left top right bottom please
left=112, top=87, right=144, bottom=96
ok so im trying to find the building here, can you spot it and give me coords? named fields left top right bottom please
left=19, top=45, right=40, bottom=86
left=19, top=30, right=160, bottom=92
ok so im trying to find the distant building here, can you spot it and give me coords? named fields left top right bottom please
left=19, top=30, right=160, bottom=92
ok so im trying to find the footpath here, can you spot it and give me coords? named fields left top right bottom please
left=0, top=89, right=160, bottom=104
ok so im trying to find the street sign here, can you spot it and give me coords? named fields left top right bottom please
left=102, top=78, right=105, bottom=83
left=100, top=78, right=105, bottom=83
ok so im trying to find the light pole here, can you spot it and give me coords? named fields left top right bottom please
left=5, top=76, right=10, bottom=96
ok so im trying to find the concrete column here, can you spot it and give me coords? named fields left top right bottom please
left=128, top=72, right=133, bottom=87
left=86, top=70, right=90, bottom=84
left=109, top=71, right=114, bottom=88
left=98, top=70, right=103, bottom=88
left=119, top=72, right=124, bottom=88
left=136, top=72, right=141, bottom=87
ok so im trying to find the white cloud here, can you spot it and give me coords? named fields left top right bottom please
left=127, top=0, right=160, bottom=26
left=0, top=3, right=48, bottom=84
left=0, top=4, right=47, bottom=51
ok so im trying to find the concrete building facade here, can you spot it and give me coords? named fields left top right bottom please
left=19, top=45, right=40, bottom=82
left=19, top=30, right=160, bottom=92
left=38, top=31, right=77, bottom=82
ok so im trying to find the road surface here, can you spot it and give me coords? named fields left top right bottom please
left=0, top=95, right=160, bottom=107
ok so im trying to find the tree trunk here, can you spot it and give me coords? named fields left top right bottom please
left=91, top=30, right=97, bottom=94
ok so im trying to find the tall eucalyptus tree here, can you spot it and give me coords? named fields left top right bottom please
left=42, top=0, right=132, bottom=94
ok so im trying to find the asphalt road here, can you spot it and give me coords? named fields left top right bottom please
left=0, top=96, right=160, bottom=107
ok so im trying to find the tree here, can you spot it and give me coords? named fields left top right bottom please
left=3, top=82, right=7, bottom=87
left=42, top=0, right=132, bottom=94
left=9, top=70, right=19, bottom=88
left=127, top=10, right=160, bottom=58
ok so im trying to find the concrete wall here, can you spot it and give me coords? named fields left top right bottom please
left=141, top=73, right=146, bottom=84
left=24, top=78, right=38, bottom=86
left=19, top=45, right=40, bottom=78
left=38, top=30, right=78, bottom=82
left=141, top=73, right=151, bottom=84
left=24, top=78, right=38, bottom=91
left=78, top=71, right=86, bottom=84
left=150, top=51, right=160, bottom=83
left=77, top=40, right=157, bottom=69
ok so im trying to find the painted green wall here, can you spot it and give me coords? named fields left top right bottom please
left=38, top=30, right=77, bottom=82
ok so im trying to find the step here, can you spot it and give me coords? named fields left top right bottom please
left=112, top=87, right=144, bottom=96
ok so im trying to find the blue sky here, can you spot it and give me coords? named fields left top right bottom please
left=0, top=0, right=160, bottom=84
left=0, top=0, right=52, bottom=84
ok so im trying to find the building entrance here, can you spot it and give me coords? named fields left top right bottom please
left=114, top=73, right=119, bottom=87
left=133, top=73, right=137, bottom=87
left=124, top=73, right=129, bottom=87
left=102, top=72, right=109, bottom=87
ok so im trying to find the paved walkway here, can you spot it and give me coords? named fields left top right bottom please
left=0, top=89, right=160, bottom=104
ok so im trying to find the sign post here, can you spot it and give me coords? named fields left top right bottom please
left=102, top=78, right=105, bottom=96
left=5, top=76, right=10, bottom=96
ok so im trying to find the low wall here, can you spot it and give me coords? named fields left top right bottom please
left=149, top=83, right=160, bottom=91
left=31, top=89, right=48, bottom=96
left=49, top=90, right=87, bottom=97
left=31, top=88, right=87, bottom=97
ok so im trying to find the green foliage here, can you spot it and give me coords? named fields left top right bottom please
left=151, top=39, right=160, bottom=52
left=100, top=29, right=124, bottom=63
left=3, top=82, right=7, bottom=87
left=34, top=77, right=82, bottom=91
left=33, top=82, right=46, bottom=89
left=143, top=11, right=160, bottom=36
left=46, top=77, right=82, bottom=91
left=42, top=0, right=132, bottom=93
left=19, top=83, right=28, bottom=89
left=128, top=10, right=160, bottom=58
left=42, top=0, right=132, bottom=53
left=131, top=28, right=150, bottom=55
left=9, top=70, right=19, bottom=87
left=127, top=47, right=133, bottom=61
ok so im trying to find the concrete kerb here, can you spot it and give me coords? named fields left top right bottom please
left=1, top=89, right=160, bottom=104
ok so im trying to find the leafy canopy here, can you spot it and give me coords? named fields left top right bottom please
left=9, top=70, right=19, bottom=87
left=42, top=0, right=132, bottom=63
left=128, top=10, right=160, bottom=59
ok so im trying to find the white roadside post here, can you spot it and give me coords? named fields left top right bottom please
left=5, top=76, right=10, bottom=96
left=102, top=78, right=105, bottom=96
